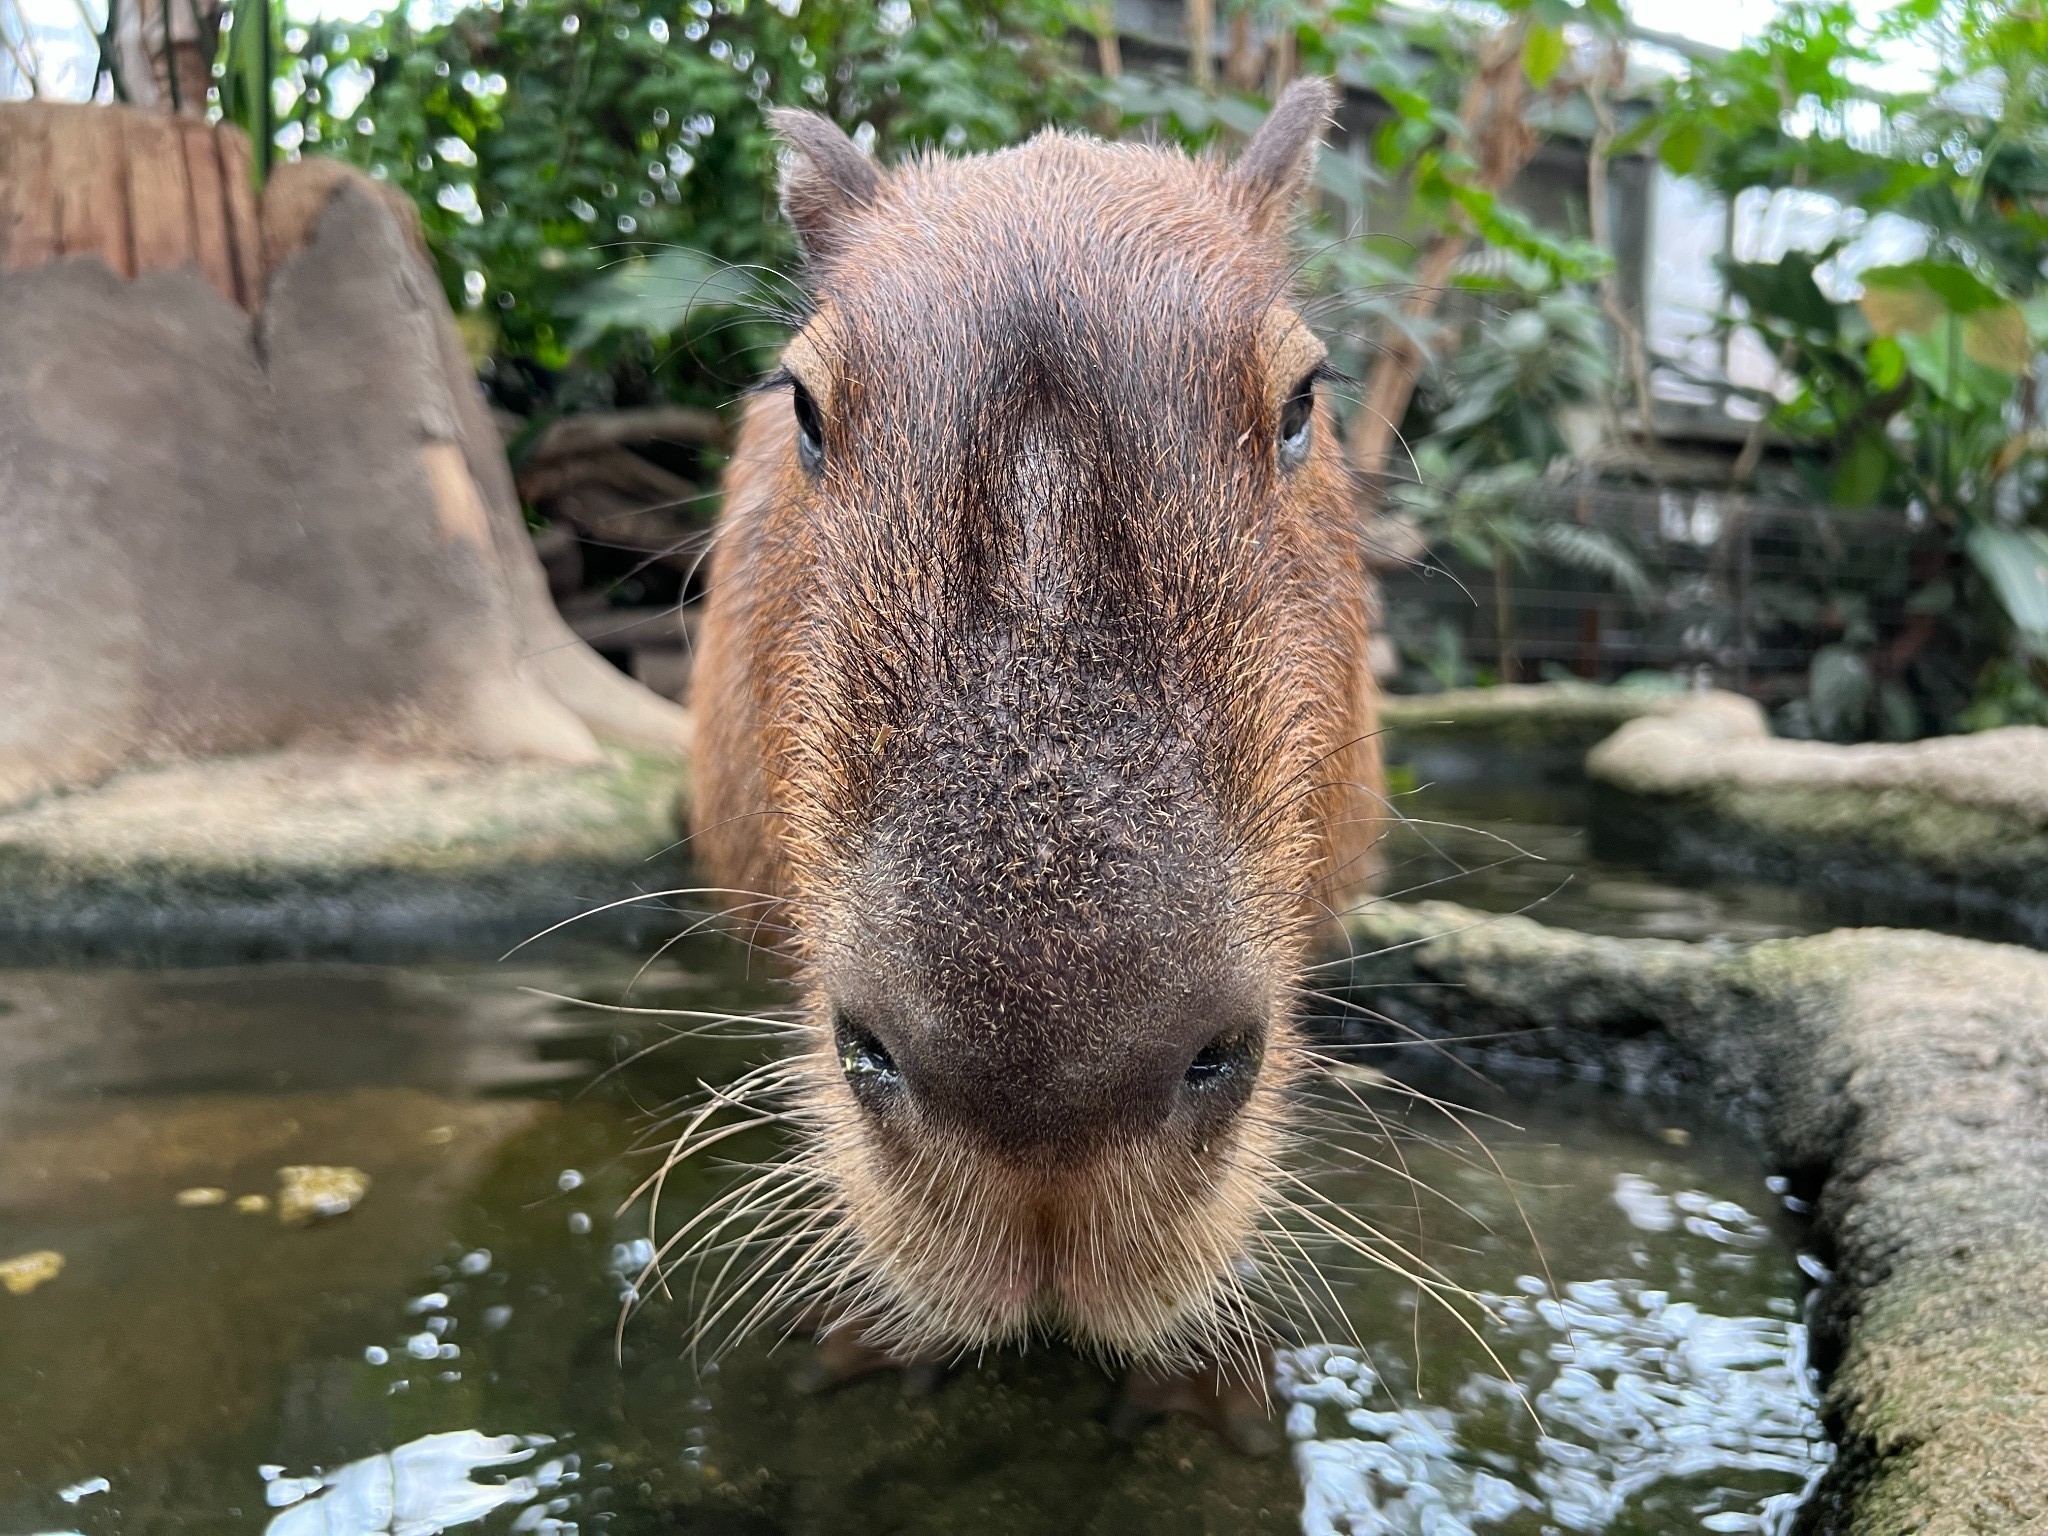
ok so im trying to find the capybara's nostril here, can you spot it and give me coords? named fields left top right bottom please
left=833, top=1007, right=902, bottom=1112
left=1183, top=1026, right=1264, bottom=1098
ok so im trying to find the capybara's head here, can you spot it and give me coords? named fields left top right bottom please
left=685, top=79, right=1382, bottom=1373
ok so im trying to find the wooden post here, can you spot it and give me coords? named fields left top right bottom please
left=0, top=101, right=261, bottom=307
left=1091, top=4, right=1121, bottom=78
left=1187, top=0, right=1214, bottom=91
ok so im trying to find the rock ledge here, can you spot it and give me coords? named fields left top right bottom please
left=1343, top=900, right=2048, bottom=1536
left=0, top=749, right=689, bottom=959
left=1585, top=694, right=2048, bottom=943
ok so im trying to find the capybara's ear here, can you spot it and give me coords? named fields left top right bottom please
left=1227, top=77, right=1336, bottom=237
left=769, top=108, right=882, bottom=265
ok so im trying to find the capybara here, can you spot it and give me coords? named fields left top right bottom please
left=683, top=78, right=1381, bottom=1411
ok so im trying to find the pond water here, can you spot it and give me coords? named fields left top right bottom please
left=0, top=926, right=1830, bottom=1535
left=1376, top=740, right=1832, bottom=945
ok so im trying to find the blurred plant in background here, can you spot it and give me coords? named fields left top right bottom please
left=242, top=0, right=1088, bottom=416
left=1386, top=290, right=1654, bottom=683
left=1648, top=0, right=2048, bottom=731
left=5, top=0, right=2046, bottom=734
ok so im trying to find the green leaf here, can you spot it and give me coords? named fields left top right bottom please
left=1967, top=525, right=2048, bottom=652
left=1521, top=23, right=1568, bottom=89
left=1867, top=335, right=1907, bottom=390
left=1724, top=254, right=1837, bottom=337
left=1536, top=523, right=1656, bottom=606
left=1809, top=643, right=1874, bottom=742
left=1208, top=95, right=1269, bottom=136
left=1860, top=261, right=2009, bottom=341
left=1898, top=324, right=2015, bottom=408
left=1312, top=149, right=1380, bottom=210
left=562, top=249, right=762, bottom=349
left=1859, top=283, right=1944, bottom=338
left=1657, top=121, right=1703, bottom=175
left=1829, top=430, right=1892, bottom=506
left=1962, top=303, right=2031, bottom=374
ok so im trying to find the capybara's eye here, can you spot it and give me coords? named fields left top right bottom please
left=833, top=1008, right=900, bottom=1103
left=1185, top=1028, right=1263, bottom=1089
left=1278, top=370, right=1316, bottom=470
left=791, top=378, right=826, bottom=477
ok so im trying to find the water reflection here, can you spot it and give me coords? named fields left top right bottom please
left=1281, top=1171, right=1828, bottom=1535
left=261, top=1430, right=549, bottom=1535
left=1378, top=746, right=1827, bottom=945
left=0, top=947, right=1823, bottom=1535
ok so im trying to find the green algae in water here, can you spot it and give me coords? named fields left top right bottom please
left=0, top=943, right=1826, bottom=1534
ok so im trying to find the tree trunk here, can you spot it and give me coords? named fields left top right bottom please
left=0, top=98, right=258, bottom=303
left=1346, top=20, right=1539, bottom=488
left=0, top=102, right=690, bottom=811
left=113, top=0, right=224, bottom=118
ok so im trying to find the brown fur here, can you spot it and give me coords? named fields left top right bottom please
left=686, top=80, right=1383, bottom=1375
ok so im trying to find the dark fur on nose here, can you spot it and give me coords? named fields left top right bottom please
left=826, top=938, right=1267, bottom=1156
left=823, top=676, right=1273, bottom=1157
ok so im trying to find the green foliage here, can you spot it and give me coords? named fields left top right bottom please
left=255, top=0, right=1089, bottom=404
left=1426, top=290, right=1612, bottom=465
left=1093, top=2, right=1632, bottom=688
left=196, top=0, right=2048, bottom=732
left=1389, top=444, right=1652, bottom=681
left=1650, top=0, right=2048, bottom=733
left=1385, top=285, right=1651, bottom=680
left=557, top=245, right=761, bottom=348
left=217, top=0, right=275, bottom=171
left=1097, top=1, right=1611, bottom=385
left=1958, top=655, right=2048, bottom=729
left=1966, top=525, right=2048, bottom=652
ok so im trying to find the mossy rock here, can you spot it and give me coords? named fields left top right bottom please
left=1379, top=681, right=1692, bottom=754
left=0, top=749, right=690, bottom=960
left=1585, top=694, right=2048, bottom=944
left=1339, top=900, right=2048, bottom=1536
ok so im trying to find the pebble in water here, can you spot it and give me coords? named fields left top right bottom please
left=276, top=1166, right=371, bottom=1226
left=0, top=1250, right=64, bottom=1296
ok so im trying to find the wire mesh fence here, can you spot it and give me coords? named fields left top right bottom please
left=1378, top=481, right=1926, bottom=704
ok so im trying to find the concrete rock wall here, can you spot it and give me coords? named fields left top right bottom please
left=1343, top=901, right=2048, bottom=1536
left=0, top=110, right=689, bottom=812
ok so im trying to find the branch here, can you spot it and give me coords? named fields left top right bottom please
left=1586, top=38, right=1655, bottom=440
left=1186, top=0, right=1213, bottom=91
left=526, top=405, right=731, bottom=462
left=1089, top=3, right=1119, bottom=78
left=1346, top=17, right=1537, bottom=491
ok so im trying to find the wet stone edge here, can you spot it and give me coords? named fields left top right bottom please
left=1338, top=900, right=2048, bottom=1536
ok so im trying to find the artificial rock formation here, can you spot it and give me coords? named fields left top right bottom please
left=1585, top=692, right=2048, bottom=943
left=1345, top=900, right=2048, bottom=1536
left=0, top=103, right=690, bottom=813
